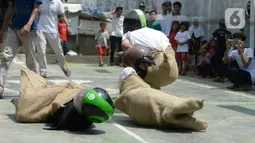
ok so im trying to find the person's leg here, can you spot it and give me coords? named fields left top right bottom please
left=61, top=41, right=68, bottom=56
left=22, top=32, right=39, bottom=74
left=235, top=69, right=253, bottom=91
left=117, top=37, right=123, bottom=52
left=226, top=67, right=240, bottom=89
left=36, top=32, right=48, bottom=77
left=45, top=33, right=71, bottom=77
left=110, top=36, right=117, bottom=65
left=97, top=46, right=104, bottom=66
left=117, top=37, right=123, bottom=65
left=0, top=28, right=21, bottom=98
left=181, top=52, right=188, bottom=75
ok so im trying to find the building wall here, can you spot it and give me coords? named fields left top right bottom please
left=20, top=0, right=251, bottom=55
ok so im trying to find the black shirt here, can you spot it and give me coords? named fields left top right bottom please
left=0, top=0, right=9, bottom=28
left=212, top=28, right=232, bottom=55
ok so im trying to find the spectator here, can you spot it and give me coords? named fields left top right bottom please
left=243, top=0, right=250, bottom=49
left=166, top=1, right=172, bottom=14
left=0, top=0, right=42, bottom=99
left=174, top=22, right=191, bottom=75
left=148, top=11, right=162, bottom=31
left=37, top=0, right=72, bottom=78
left=195, top=40, right=213, bottom=77
left=0, top=0, right=9, bottom=46
left=156, top=1, right=173, bottom=36
left=109, top=7, right=124, bottom=66
left=202, top=19, right=232, bottom=78
left=214, top=33, right=242, bottom=82
left=139, top=3, right=146, bottom=12
left=172, top=1, right=188, bottom=23
left=58, top=16, right=77, bottom=56
left=169, top=21, right=180, bottom=52
left=223, top=32, right=255, bottom=91
left=189, top=17, right=204, bottom=65
left=95, top=22, right=110, bottom=67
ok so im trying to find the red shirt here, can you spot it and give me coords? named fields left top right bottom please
left=58, top=21, right=67, bottom=41
left=169, top=31, right=178, bottom=47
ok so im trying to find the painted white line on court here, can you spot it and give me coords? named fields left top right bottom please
left=205, top=101, right=255, bottom=105
left=6, top=80, right=93, bottom=84
left=177, top=79, right=216, bottom=89
left=177, top=79, right=255, bottom=99
left=111, top=121, right=150, bottom=143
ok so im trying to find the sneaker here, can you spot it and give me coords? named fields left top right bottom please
left=213, top=77, right=225, bottom=82
left=67, top=50, right=77, bottom=56
left=227, top=84, right=239, bottom=90
left=63, top=68, right=71, bottom=77
left=0, top=86, right=4, bottom=99
left=40, top=72, right=47, bottom=78
left=234, top=85, right=252, bottom=91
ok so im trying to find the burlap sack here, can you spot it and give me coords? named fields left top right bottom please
left=115, top=73, right=208, bottom=131
left=13, top=69, right=82, bottom=123
left=144, top=48, right=178, bottom=89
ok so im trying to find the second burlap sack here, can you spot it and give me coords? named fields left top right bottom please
left=115, top=73, right=208, bottom=131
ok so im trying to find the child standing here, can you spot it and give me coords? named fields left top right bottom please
left=95, top=23, right=110, bottom=66
left=174, top=22, right=191, bottom=75
left=58, top=16, right=77, bottom=56
left=169, top=21, right=180, bottom=52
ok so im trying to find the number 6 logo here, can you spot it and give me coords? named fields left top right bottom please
left=225, top=8, right=246, bottom=29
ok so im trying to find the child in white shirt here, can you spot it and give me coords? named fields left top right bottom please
left=174, top=22, right=191, bottom=75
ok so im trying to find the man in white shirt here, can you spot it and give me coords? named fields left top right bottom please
left=37, top=0, right=71, bottom=78
left=172, top=1, right=189, bottom=23
left=109, top=6, right=124, bottom=66
left=122, top=9, right=178, bottom=89
left=223, top=32, right=255, bottom=91
left=156, top=1, right=172, bottom=36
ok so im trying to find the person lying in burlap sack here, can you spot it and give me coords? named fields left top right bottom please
left=116, top=67, right=208, bottom=131
left=121, top=9, right=178, bottom=89
left=11, top=69, right=114, bottom=131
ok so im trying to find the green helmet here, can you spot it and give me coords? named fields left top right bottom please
left=123, top=9, right=147, bottom=33
left=74, top=87, right=115, bottom=123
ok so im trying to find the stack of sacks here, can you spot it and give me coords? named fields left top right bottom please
left=114, top=69, right=208, bottom=131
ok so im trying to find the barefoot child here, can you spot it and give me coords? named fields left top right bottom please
left=95, top=23, right=110, bottom=66
left=174, top=22, right=191, bottom=75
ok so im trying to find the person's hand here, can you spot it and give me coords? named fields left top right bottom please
left=201, top=44, right=207, bottom=49
left=226, top=39, right=230, bottom=50
left=0, top=29, right=4, bottom=43
left=237, top=39, right=244, bottom=54
left=105, top=46, right=110, bottom=49
left=67, top=26, right=72, bottom=34
left=20, top=24, right=31, bottom=37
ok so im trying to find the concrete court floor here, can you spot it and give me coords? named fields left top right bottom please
left=0, top=63, right=255, bottom=143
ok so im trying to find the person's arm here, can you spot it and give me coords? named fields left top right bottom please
left=20, top=1, right=42, bottom=37
left=0, top=1, right=14, bottom=43
left=122, top=39, right=132, bottom=50
left=223, top=39, right=232, bottom=64
left=237, top=41, right=252, bottom=68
